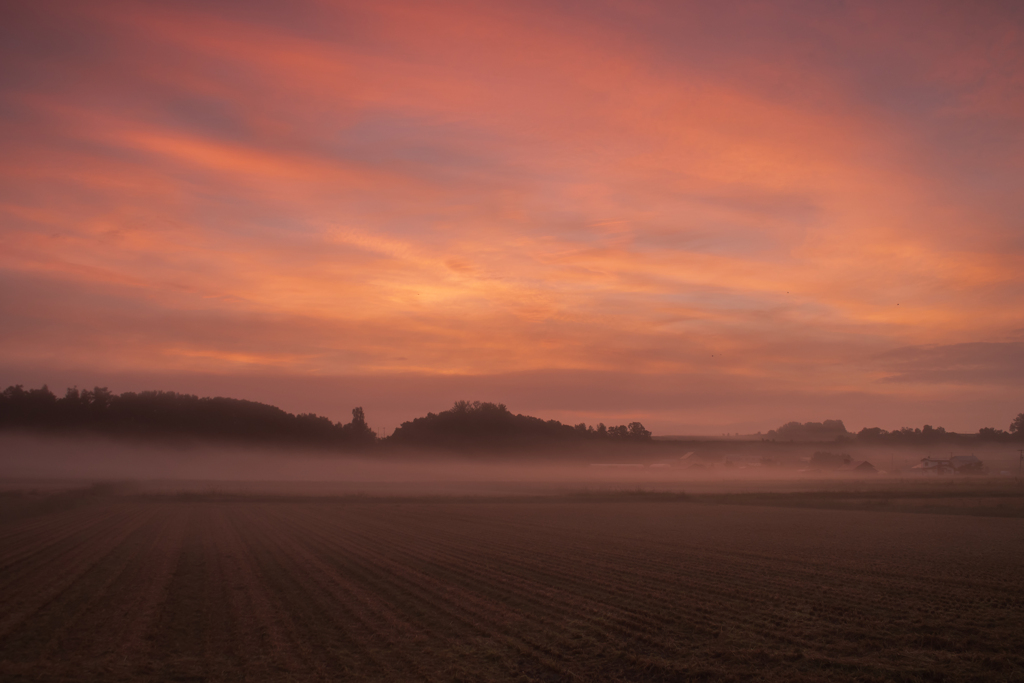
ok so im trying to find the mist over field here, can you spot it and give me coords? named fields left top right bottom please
left=1, top=432, right=1019, bottom=496
left=3, top=429, right=1024, bottom=681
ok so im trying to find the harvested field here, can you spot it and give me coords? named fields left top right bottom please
left=2, top=491, right=1024, bottom=682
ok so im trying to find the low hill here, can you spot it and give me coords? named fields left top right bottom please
left=388, top=400, right=652, bottom=450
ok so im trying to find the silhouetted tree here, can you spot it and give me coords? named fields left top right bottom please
left=1010, top=413, right=1024, bottom=436
left=344, top=407, right=376, bottom=446
left=628, top=422, right=652, bottom=441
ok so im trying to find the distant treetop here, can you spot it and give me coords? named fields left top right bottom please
left=766, top=420, right=848, bottom=441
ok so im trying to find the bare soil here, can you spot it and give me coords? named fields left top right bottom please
left=1, top=488, right=1023, bottom=682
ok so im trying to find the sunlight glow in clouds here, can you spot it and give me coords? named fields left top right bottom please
left=1, top=0, right=1023, bottom=432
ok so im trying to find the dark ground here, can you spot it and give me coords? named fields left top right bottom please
left=1, top=486, right=1023, bottom=682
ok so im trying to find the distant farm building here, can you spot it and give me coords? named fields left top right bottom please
left=913, top=458, right=954, bottom=475
left=949, top=455, right=983, bottom=473
left=839, top=460, right=877, bottom=474
left=912, top=455, right=983, bottom=475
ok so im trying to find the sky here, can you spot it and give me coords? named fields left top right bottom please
left=2, top=0, right=1023, bottom=435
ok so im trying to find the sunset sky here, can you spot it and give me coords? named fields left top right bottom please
left=2, top=0, right=1023, bottom=434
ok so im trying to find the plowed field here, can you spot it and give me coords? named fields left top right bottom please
left=2, top=493, right=1023, bottom=681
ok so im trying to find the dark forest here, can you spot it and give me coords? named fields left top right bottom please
left=2, top=385, right=1021, bottom=449
left=0, top=386, right=652, bottom=451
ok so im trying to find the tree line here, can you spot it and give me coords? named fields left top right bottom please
left=854, top=422, right=1024, bottom=444
left=765, top=417, right=1024, bottom=443
left=0, top=386, right=652, bottom=451
left=0, top=385, right=376, bottom=448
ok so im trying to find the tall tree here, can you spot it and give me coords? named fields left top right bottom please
left=1010, top=412, right=1024, bottom=435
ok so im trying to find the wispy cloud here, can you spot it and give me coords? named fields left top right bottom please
left=875, top=342, right=1024, bottom=386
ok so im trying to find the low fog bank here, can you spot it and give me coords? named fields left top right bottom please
left=1, top=434, right=1021, bottom=497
